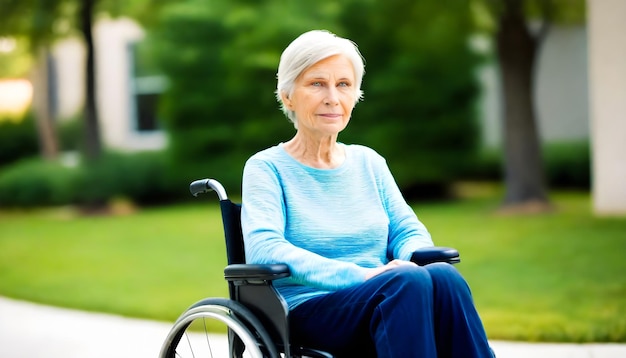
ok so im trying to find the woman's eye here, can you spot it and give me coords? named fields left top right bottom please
left=338, top=82, right=350, bottom=87
left=312, top=82, right=322, bottom=87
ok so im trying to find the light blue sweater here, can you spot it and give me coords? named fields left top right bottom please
left=241, top=143, right=433, bottom=309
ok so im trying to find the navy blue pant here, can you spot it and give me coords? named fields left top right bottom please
left=289, top=263, right=493, bottom=358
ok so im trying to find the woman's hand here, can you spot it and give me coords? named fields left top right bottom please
left=365, top=259, right=417, bottom=280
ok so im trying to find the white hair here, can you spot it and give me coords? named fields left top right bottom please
left=276, top=30, right=365, bottom=128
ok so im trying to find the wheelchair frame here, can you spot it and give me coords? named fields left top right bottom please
left=159, top=178, right=461, bottom=358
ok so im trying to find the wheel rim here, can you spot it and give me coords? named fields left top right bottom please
left=160, top=305, right=264, bottom=358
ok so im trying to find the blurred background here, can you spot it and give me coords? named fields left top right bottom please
left=2, top=0, right=616, bottom=211
left=1, top=0, right=626, bottom=345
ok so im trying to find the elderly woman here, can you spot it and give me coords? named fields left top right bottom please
left=241, top=30, right=493, bottom=358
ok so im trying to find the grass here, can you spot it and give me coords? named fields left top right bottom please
left=0, top=203, right=228, bottom=323
left=0, top=184, right=625, bottom=342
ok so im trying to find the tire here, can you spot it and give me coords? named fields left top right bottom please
left=159, top=298, right=278, bottom=358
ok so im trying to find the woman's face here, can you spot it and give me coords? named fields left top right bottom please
left=283, top=55, right=357, bottom=138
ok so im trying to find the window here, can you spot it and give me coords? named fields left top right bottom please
left=128, top=41, right=167, bottom=133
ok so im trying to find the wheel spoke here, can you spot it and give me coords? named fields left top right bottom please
left=203, top=317, right=214, bottom=358
left=159, top=300, right=270, bottom=358
left=184, top=331, right=196, bottom=358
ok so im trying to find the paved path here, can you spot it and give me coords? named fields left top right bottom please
left=1, top=296, right=625, bottom=357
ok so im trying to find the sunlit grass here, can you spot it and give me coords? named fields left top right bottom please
left=0, top=185, right=624, bottom=342
left=0, top=202, right=229, bottom=323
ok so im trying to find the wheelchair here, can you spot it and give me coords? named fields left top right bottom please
left=159, top=178, right=461, bottom=358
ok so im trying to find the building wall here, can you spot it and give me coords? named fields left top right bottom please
left=588, top=0, right=626, bottom=215
left=52, top=38, right=84, bottom=121
left=52, top=17, right=166, bottom=152
left=479, top=26, right=589, bottom=147
left=535, top=26, right=589, bottom=142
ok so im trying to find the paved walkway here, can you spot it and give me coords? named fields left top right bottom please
left=1, top=296, right=625, bottom=357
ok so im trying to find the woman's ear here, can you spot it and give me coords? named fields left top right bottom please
left=280, top=91, right=293, bottom=110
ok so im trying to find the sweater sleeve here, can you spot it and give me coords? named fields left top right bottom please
left=374, top=156, right=434, bottom=260
left=241, top=156, right=369, bottom=291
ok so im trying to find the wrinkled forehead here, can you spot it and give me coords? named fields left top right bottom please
left=299, top=55, right=356, bottom=81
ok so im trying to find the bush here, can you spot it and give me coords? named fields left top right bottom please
left=0, top=151, right=181, bottom=208
left=0, top=158, right=79, bottom=207
left=460, top=148, right=503, bottom=182
left=0, top=112, right=39, bottom=168
left=544, top=141, right=590, bottom=189
left=57, top=116, right=84, bottom=152
left=105, top=151, right=181, bottom=205
left=462, top=141, right=591, bottom=190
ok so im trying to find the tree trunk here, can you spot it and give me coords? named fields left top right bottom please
left=81, top=0, right=102, bottom=161
left=32, top=46, right=59, bottom=160
left=79, top=0, right=109, bottom=213
left=496, top=0, right=550, bottom=209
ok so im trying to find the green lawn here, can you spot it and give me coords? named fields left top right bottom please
left=0, top=185, right=625, bottom=342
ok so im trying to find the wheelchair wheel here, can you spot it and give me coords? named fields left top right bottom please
left=160, top=297, right=278, bottom=358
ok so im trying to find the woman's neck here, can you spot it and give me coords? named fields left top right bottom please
left=283, top=132, right=345, bottom=169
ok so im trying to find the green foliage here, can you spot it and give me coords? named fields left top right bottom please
left=0, top=0, right=76, bottom=49
left=76, top=151, right=180, bottom=206
left=463, top=141, right=591, bottom=190
left=57, top=116, right=84, bottom=151
left=339, top=0, right=482, bottom=197
left=152, top=0, right=482, bottom=198
left=0, top=36, right=33, bottom=77
left=470, top=0, right=586, bottom=33
left=0, top=0, right=175, bottom=47
left=0, top=157, right=78, bottom=207
left=0, top=112, right=39, bottom=167
left=544, top=141, right=590, bottom=189
left=0, top=151, right=179, bottom=208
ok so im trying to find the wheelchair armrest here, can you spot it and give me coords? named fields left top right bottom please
left=410, top=246, right=460, bottom=266
left=224, top=263, right=291, bottom=281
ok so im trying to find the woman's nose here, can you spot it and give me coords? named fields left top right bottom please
left=324, top=87, right=339, bottom=105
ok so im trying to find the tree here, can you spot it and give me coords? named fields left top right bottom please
left=496, top=0, right=550, bottom=209
left=476, top=0, right=585, bottom=210
left=151, top=0, right=481, bottom=197
left=79, top=0, right=102, bottom=160
left=0, top=0, right=172, bottom=161
left=339, top=0, right=482, bottom=198
left=0, top=0, right=66, bottom=160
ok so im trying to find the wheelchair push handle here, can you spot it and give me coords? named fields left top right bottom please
left=190, top=178, right=228, bottom=200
